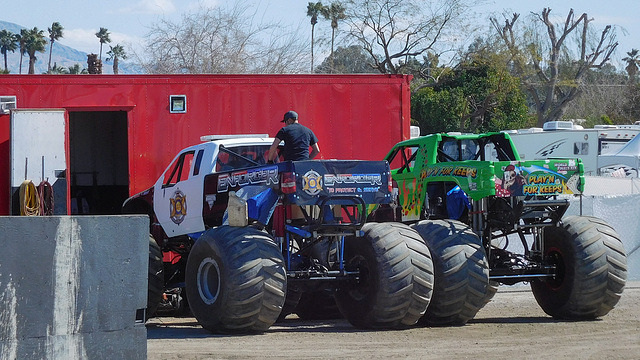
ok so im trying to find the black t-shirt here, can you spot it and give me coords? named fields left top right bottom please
left=275, top=123, right=318, bottom=161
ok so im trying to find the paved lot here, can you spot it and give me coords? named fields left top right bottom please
left=147, top=283, right=640, bottom=359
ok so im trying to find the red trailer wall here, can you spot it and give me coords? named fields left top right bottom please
left=0, top=74, right=411, bottom=213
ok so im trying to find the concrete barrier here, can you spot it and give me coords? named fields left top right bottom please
left=0, top=216, right=148, bottom=360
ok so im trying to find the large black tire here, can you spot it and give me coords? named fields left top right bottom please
left=482, top=281, right=499, bottom=308
left=185, top=226, right=287, bottom=333
left=412, top=219, right=489, bottom=326
left=393, top=222, right=435, bottom=326
left=147, top=235, right=164, bottom=320
left=334, top=222, right=420, bottom=329
left=531, top=215, right=628, bottom=319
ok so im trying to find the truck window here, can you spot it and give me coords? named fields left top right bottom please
left=387, top=146, right=418, bottom=173
left=193, top=149, right=204, bottom=176
left=438, top=139, right=479, bottom=162
left=216, top=145, right=272, bottom=172
left=163, top=151, right=195, bottom=187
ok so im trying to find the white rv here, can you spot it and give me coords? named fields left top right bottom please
left=507, top=121, right=640, bottom=176
left=598, top=135, right=640, bottom=177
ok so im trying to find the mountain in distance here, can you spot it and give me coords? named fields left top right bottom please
left=0, top=20, right=142, bottom=74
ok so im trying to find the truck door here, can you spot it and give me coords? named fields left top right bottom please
left=153, top=147, right=206, bottom=237
left=10, top=109, right=68, bottom=215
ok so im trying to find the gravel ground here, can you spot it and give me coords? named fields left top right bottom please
left=147, top=282, right=640, bottom=359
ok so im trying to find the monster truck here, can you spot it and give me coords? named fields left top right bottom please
left=123, top=134, right=434, bottom=333
left=370, top=132, right=628, bottom=325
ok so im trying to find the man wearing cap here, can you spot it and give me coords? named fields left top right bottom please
left=268, top=110, right=320, bottom=162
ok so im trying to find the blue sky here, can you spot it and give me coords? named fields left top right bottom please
left=2, top=0, right=639, bottom=68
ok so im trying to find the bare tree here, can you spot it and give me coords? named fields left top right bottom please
left=343, top=0, right=474, bottom=75
left=137, top=2, right=309, bottom=74
left=491, top=8, right=618, bottom=127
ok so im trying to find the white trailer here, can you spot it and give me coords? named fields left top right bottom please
left=507, top=121, right=640, bottom=176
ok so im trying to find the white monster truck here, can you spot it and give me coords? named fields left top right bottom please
left=123, top=134, right=435, bottom=333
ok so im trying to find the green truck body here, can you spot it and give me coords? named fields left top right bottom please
left=385, top=132, right=584, bottom=221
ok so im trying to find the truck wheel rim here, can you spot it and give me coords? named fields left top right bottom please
left=197, top=257, right=221, bottom=305
left=545, top=247, right=566, bottom=290
left=349, top=255, right=370, bottom=300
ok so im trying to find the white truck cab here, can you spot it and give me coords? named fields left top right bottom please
left=152, top=135, right=276, bottom=237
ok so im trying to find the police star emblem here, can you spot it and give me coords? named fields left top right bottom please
left=302, top=170, right=323, bottom=196
left=170, top=189, right=187, bottom=224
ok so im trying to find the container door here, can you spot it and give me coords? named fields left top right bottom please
left=10, top=109, right=68, bottom=215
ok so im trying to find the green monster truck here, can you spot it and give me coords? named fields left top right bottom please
left=370, top=132, right=628, bottom=325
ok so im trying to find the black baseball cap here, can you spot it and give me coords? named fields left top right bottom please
left=281, top=110, right=298, bottom=122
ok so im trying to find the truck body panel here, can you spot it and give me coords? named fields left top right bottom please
left=384, top=132, right=584, bottom=221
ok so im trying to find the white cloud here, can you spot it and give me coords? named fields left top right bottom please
left=59, top=28, right=101, bottom=54
left=58, top=28, right=144, bottom=55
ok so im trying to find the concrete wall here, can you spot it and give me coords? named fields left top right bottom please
left=0, top=216, right=148, bottom=360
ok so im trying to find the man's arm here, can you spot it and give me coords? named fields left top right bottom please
left=267, top=138, right=281, bottom=162
left=309, top=143, right=320, bottom=159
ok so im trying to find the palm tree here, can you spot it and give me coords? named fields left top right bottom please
left=106, top=44, right=127, bottom=74
left=25, top=27, right=47, bottom=74
left=68, top=63, right=88, bottom=74
left=47, top=62, right=69, bottom=74
left=17, top=29, right=28, bottom=74
left=0, top=30, right=18, bottom=73
left=95, top=27, right=111, bottom=62
left=321, top=2, right=346, bottom=74
left=47, top=22, right=64, bottom=74
left=307, top=2, right=325, bottom=72
left=623, top=49, right=640, bottom=82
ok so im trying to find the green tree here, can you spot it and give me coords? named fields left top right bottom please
left=411, top=59, right=530, bottom=134
left=25, top=27, right=47, bottom=75
left=46, top=62, right=69, bottom=74
left=47, top=22, right=64, bottom=74
left=320, top=2, right=346, bottom=73
left=315, top=45, right=372, bottom=73
left=622, top=49, right=640, bottom=81
left=106, top=44, right=127, bottom=74
left=622, top=83, right=640, bottom=122
left=95, top=27, right=111, bottom=62
left=0, top=30, right=18, bottom=73
left=17, top=29, right=28, bottom=74
left=67, top=63, right=88, bottom=74
left=307, top=1, right=325, bottom=72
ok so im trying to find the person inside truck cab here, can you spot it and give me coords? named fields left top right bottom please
left=267, top=110, right=320, bottom=162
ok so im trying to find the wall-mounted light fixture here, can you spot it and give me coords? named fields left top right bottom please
left=169, top=95, right=186, bottom=113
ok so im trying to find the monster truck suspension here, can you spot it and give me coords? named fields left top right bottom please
left=471, top=195, right=571, bottom=284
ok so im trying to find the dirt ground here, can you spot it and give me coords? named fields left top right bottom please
left=146, top=282, right=640, bottom=360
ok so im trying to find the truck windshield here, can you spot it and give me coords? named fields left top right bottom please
left=216, top=145, right=272, bottom=172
